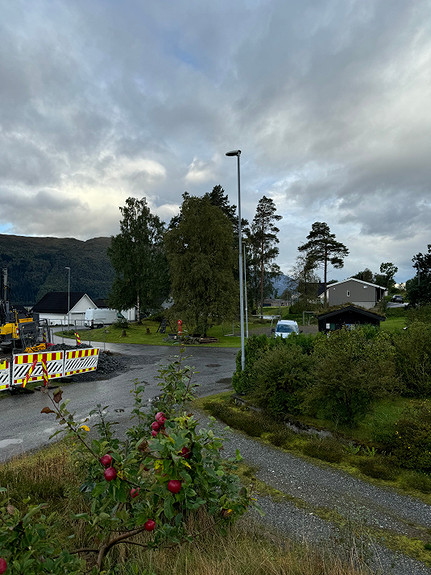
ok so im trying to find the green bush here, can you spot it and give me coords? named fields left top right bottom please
left=301, top=437, right=344, bottom=463
left=249, top=344, right=314, bottom=416
left=399, top=470, right=431, bottom=493
left=393, top=321, right=431, bottom=396
left=356, top=456, right=398, bottom=481
left=380, top=402, right=431, bottom=472
left=304, top=328, right=397, bottom=427
left=267, top=428, right=295, bottom=448
left=232, top=334, right=315, bottom=396
left=232, top=335, right=273, bottom=394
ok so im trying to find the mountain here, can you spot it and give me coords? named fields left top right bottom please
left=0, top=235, right=114, bottom=306
left=270, top=273, right=298, bottom=297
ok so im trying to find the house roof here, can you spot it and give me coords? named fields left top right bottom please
left=323, top=277, right=387, bottom=292
left=32, top=292, right=94, bottom=314
left=315, top=304, right=386, bottom=321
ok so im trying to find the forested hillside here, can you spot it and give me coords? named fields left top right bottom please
left=0, top=235, right=114, bottom=305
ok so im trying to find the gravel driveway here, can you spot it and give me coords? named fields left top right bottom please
left=196, top=411, right=431, bottom=575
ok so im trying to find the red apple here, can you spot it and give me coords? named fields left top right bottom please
left=0, top=558, right=6, bottom=574
left=104, top=467, right=117, bottom=481
left=144, top=519, right=156, bottom=531
left=151, top=430, right=158, bottom=438
left=167, top=479, right=181, bottom=494
left=181, top=447, right=191, bottom=459
left=130, top=487, right=140, bottom=498
left=155, top=412, right=166, bottom=424
left=151, top=421, right=160, bottom=431
left=100, top=454, right=113, bottom=467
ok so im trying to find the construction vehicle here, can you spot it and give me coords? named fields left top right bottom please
left=0, top=268, right=52, bottom=353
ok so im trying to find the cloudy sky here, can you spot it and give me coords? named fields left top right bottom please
left=1, top=0, right=430, bottom=282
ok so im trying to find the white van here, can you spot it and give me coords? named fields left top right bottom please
left=84, top=308, right=121, bottom=329
left=274, top=320, right=299, bottom=338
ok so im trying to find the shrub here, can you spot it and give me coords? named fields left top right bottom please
left=393, top=321, right=431, bottom=396
left=380, top=402, right=431, bottom=472
left=356, top=457, right=398, bottom=481
left=267, top=428, right=295, bottom=448
left=249, top=344, right=314, bottom=416
left=399, top=470, right=431, bottom=493
left=305, top=328, right=397, bottom=427
left=232, top=333, right=315, bottom=396
left=301, top=437, right=344, bottom=464
left=232, top=335, right=273, bottom=394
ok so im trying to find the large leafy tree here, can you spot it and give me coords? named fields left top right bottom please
left=289, top=254, right=321, bottom=310
left=406, top=245, right=431, bottom=306
left=298, top=222, right=349, bottom=306
left=164, top=195, right=236, bottom=336
left=374, top=262, right=398, bottom=290
left=247, top=196, right=282, bottom=317
left=352, top=268, right=375, bottom=283
left=108, top=197, right=169, bottom=321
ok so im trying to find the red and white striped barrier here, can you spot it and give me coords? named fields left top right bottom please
left=9, top=347, right=100, bottom=388
left=63, top=348, right=100, bottom=377
left=12, top=351, right=64, bottom=387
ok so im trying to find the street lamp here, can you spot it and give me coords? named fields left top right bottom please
left=225, top=149, right=245, bottom=371
left=243, top=244, right=249, bottom=339
left=65, top=267, right=71, bottom=328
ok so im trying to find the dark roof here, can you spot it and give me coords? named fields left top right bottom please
left=32, top=292, right=90, bottom=314
left=315, top=304, right=386, bottom=321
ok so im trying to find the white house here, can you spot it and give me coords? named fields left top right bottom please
left=32, top=292, right=98, bottom=326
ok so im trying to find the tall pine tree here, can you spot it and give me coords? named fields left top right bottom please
left=247, top=196, right=282, bottom=317
left=298, top=222, right=349, bottom=306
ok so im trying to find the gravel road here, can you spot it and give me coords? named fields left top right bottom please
left=195, top=411, right=431, bottom=575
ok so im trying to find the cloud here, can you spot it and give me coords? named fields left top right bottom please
left=0, top=0, right=430, bottom=282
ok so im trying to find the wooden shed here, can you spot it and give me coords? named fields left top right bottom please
left=316, top=304, right=385, bottom=332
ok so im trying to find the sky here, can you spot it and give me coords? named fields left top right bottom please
left=1, top=0, right=431, bottom=283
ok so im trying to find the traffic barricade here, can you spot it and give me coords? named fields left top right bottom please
left=12, top=351, right=64, bottom=387
left=0, top=359, right=10, bottom=391
left=63, top=348, right=100, bottom=376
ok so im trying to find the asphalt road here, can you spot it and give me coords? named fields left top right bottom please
left=0, top=342, right=238, bottom=463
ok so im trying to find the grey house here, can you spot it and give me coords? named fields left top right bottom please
left=321, top=278, right=387, bottom=309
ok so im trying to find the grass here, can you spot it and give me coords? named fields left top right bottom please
left=0, top=440, right=374, bottom=575
left=59, top=317, right=275, bottom=348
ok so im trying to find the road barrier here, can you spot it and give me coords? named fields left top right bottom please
left=12, top=351, right=64, bottom=387
left=0, top=348, right=100, bottom=391
left=0, top=359, right=10, bottom=391
left=63, top=348, right=100, bottom=376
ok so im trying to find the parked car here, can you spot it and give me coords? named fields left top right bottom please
left=391, top=295, right=404, bottom=303
left=273, top=319, right=300, bottom=338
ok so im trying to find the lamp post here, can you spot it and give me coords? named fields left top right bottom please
left=225, top=149, right=245, bottom=371
left=65, top=267, right=70, bottom=328
left=243, top=244, right=249, bottom=339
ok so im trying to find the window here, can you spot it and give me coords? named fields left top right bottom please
left=347, top=290, right=350, bottom=297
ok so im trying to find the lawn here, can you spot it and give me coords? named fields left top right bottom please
left=59, top=316, right=278, bottom=348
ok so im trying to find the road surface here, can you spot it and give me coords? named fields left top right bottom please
left=0, top=342, right=238, bottom=462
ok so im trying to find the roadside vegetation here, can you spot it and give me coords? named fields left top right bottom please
left=222, top=305, right=431, bottom=501
left=0, top=356, right=374, bottom=575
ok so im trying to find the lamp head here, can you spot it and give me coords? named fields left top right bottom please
left=225, top=150, right=241, bottom=157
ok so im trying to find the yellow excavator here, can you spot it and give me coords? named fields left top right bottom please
left=0, top=268, right=51, bottom=353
